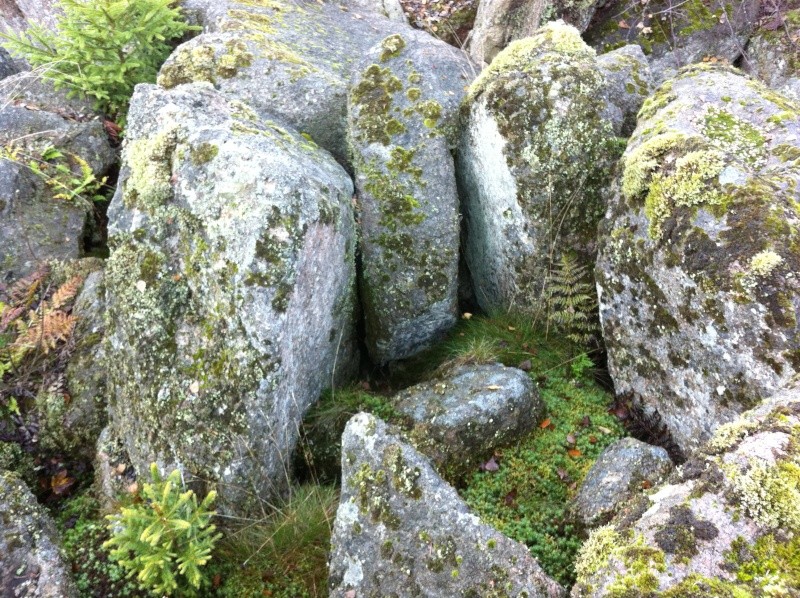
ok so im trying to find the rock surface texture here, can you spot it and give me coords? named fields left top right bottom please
left=349, top=30, right=472, bottom=363
left=0, top=74, right=117, bottom=280
left=585, top=0, right=759, bottom=83
left=0, top=471, right=78, bottom=598
left=597, top=64, right=800, bottom=455
left=573, top=437, right=673, bottom=528
left=743, top=11, right=800, bottom=102
left=105, top=83, right=358, bottom=515
left=458, top=21, right=616, bottom=314
left=393, top=363, right=544, bottom=478
left=572, top=386, right=800, bottom=596
left=468, top=0, right=599, bottom=65
left=329, top=413, right=565, bottom=597
left=596, top=44, right=654, bottom=137
left=159, top=0, right=411, bottom=166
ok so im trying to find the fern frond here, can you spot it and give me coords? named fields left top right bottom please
left=49, top=275, right=84, bottom=310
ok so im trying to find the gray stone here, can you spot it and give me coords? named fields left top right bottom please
left=105, top=82, right=358, bottom=516
left=596, top=65, right=800, bottom=455
left=573, top=437, right=673, bottom=528
left=742, top=11, right=800, bottom=102
left=572, top=386, right=800, bottom=596
left=597, top=44, right=654, bottom=137
left=458, top=21, right=616, bottom=315
left=0, top=470, right=78, bottom=598
left=585, top=0, right=759, bottom=84
left=159, top=0, right=412, bottom=166
left=0, top=46, right=21, bottom=80
left=342, top=0, right=407, bottom=22
left=0, top=74, right=116, bottom=280
left=349, top=30, right=473, bottom=363
left=329, top=413, right=565, bottom=597
left=0, top=0, right=62, bottom=35
left=467, top=0, right=600, bottom=65
left=393, top=363, right=544, bottom=478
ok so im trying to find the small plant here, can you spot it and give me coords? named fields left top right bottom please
left=104, top=463, right=221, bottom=596
left=543, top=253, right=599, bottom=347
left=0, top=0, right=195, bottom=122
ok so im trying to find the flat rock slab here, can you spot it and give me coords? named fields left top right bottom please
left=393, top=363, right=544, bottom=478
left=573, top=437, right=673, bottom=528
left=329, top=413, right=565, bottom=597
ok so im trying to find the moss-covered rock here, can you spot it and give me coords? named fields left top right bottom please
left=329, top=413, right=566, bottom=597
left=0, top=74, right=117, bottom=280
left=743, top=10, right=800, bottom=102
left=104, top=82, right=358, bottom=516
left=468, top=0, right=600, bottom=65
left=596, top=65, right=800, bottom=454
left=349, top=31, right=473, bottom=363
left=584, top=0, right=759, bottom=83
left=571, top=385, right=800, bottom=596
left=159, top=0, right=415, bottom=167
left=458, top=21, right=617, bottom=315
left=0, top=470, right=78, bottom=597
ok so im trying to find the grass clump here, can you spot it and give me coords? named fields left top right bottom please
left=208, top=484, right=339, bottom=598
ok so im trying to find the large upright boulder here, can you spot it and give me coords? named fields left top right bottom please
left=0, top=74, right=116, bottom=279
left=743, top=11, right=800, bottom=102
left=105, top=82, right=358, bottom=515
left=329, top=413, right=565, bottom=597
left=597, top=65, right=800, bottom=454
left=572, top=386, right=800, bottom=596
left=349, top=31, right=473, bottom=363
left=585, top=0, right=759, bottom=83
left=158, top=0, right=411, bottom=166
left=1, top=471, right=78, bottom=598
left=467, top=0, right=600, bottom=65
left=0, top=0, right=62, bottom=35
left=458, top=21, right=617, bottom=314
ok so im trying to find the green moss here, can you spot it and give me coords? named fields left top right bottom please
left=703, top=107, right=766, bottom=165
left=190, top=142, right=219, bottom=165
left=380, top=34, right=406, bottom=62
left=157, top=39, right=254, bottom=88
left=122, top=129, right=178, bottom=212
left=730, top=459, right=800, bottom=531
left=350, top=64, right=405, bottom=145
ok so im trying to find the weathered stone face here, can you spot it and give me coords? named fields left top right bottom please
left=584, top=0, right=759, bottom=83
left=105, top=83, right=358, bottom=516
left=0, top=471, right=78, bottom=598
left=458, top=21, right=617, bottom=315
left=0, top=75, right=117, bottom=280
left=349, top=31, right=473, bottom=363
left=159, top=0, right=412, bottom=167
left=572, top=386, right=800, bottom=597
left=468, top=0, right=600, bottom=66
left=329, top=413, right=566, bottom=597
left=596, top=44, right=654, bottom=137
left=597, top=65, right=800, bottom=455
left=743, top=11, right=800, bottom=102
left=573, top=437, right=673, bottom=529
left=393, top=363, right=544, bottom=480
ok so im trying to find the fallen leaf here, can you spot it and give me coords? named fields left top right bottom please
left=539, top=418, right=551, bottom=429
left=567, top=449, right=582, bottom=458
left=504, top=488, right=518, bottom=507
left=556, top=467, right=571, bottom=482
left=116, top=463, right=127, bottom=474
left=462, top=312, right=473, bottom=320
left=580, top=415, right=591, bottom=428
left=480, top=456, right=500, bottom=472
left=597, top=425, right=613, bottom=435
left=507, top=326, right=516, bottom=331
left=51, top=470, right=75, bottom=495
left=566, top=433, right=576, bottom=445
left=518, top=359, right=532, bottom=372
left=486, top=385, right=502, bottom=390
left=641, top=480, right=652, bottom=490
left=213, top=575, right=222, bottom=589
left=618, top=19, right=630, bottom=29
left=589, top=435, right=598, bottom=444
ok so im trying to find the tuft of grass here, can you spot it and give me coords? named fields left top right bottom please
left=210, top=484, right=339, bottom=598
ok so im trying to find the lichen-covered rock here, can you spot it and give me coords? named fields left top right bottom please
left=0, top=471, right=78, bottom=598
left=105, top=82, right=358, bottom=515
left=158, top=0, right=411, bottom=166
left=597, top=44, right=654, bottom=137
left=0, top=0, right=62, bottom=35
left=573, top=437, right=673, bottom=529
left=0, top=75, right=117, bottom=279
left=467, top=0, right=600, bottom=65
left=571, top=386, right=800, bottom=597
left=585, top=0, right=759, bottom=83
left=329, top=413, right=565, bottom=597
left=349, top=31, right=472, bottom=363
left=596, top=65, right=800, bottom=455
left=393, top=363, right=544, bottom=479
left=343, top=0, right=407, bottom=22
left=743, top=11, right=800, bottom=102
left=0, top=46, right=21, bottom=80
left=458, top=21, right=617, bottom=314
left=37, top=267, right=107, bottom=458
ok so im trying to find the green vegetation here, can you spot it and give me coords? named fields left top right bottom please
left=103, top=464, right=220, bottom=596
left=208, top=484, right=338, bottom=598
left=0, top=0, right=195, bottom=122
